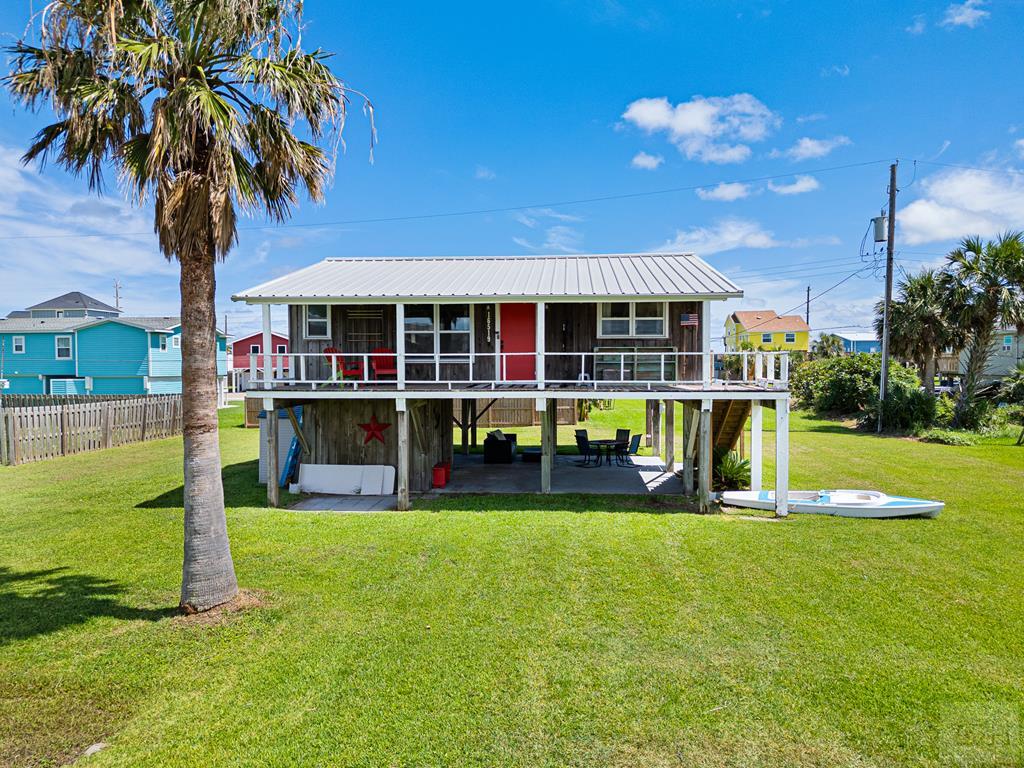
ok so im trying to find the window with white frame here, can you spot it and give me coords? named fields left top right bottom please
left=276, top=344, right=287, bottom=354
left=1003, top=335, right=1014, bottom=352
left=172, top=336, right=180, bottom=349
left=597, top=301, right=667, bottom=338
left=761, top=332, right=773, bottom=344
left=404, top=304, right=471, bottom=360
left=785, top=332, right=796, bottom=344
left=55, top=335, right=72, bottom=359
left=304, top=305, right=330, bottom=339
left=12, top=336, right=25, bottom=354
left=159, top=335, right=168, bottom=352
left=250, top=344, right=260, bottom=355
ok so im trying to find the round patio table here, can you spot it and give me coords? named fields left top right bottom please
left=589, top=438, right=626, bottom=467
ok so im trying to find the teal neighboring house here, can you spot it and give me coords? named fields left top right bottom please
left=0, top=292, right=227, bottom=398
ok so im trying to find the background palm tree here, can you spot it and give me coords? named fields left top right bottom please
left=939, top=234, right=1024, bottom=426
left=875, top=269, right=963, bottom=394
left=811, top=332, right=844, bottom=359
left=6, top=0, right=371, bottom=611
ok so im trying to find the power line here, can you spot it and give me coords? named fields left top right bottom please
left=914, top=159, right=1024, bottom=177
left=0, top=158, right=892, bottom=242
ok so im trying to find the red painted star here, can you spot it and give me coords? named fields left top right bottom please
left=358, top=414, right=391, bottom=444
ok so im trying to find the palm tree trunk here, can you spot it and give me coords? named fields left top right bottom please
left=923, top=356, right=936, bottom=394
left=955, top=325, right=995, bottom=427
left=179, top=242, right=238, bottom=612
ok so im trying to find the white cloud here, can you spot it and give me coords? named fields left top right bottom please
left=630, top=151, right=664, bottom=170
left=621, top=93, right=780, bottom=164
left=772, top=135, right=852, bottom=161
left=941, top=0, right=989, bottom=28
left=1014, top=139, right=1024, bottom=158
left=796, top=113, right=827, bottom=124
left=512, top=208, right=584, bottom=253
left=906, top=14, right=927, bottom=34
left=696, top=182, right=751, bottom=202
left=656, top=218, right=780, bottom=254
left=767, top=175, right=821, bottom=195
left=474, top=164, right=496, bottom=180
left=820, top=64, right=850, bottom=78
left=899, top=167, right=1024, bottom=244
left=0, top=144, right=182, bottom=319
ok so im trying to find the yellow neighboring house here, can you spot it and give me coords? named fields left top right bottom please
left=725, top=310, right=811, bottom=352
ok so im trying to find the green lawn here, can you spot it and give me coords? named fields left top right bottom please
left=1, top=405, right=1022, bottom=767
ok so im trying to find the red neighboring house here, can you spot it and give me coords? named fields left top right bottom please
left=232, top=330, right=289, bottom=372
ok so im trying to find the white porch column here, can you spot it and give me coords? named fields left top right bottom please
left=395, top=303, right=406, bottom=390
left=701, top=300, right=712, bottom=388
left=261, top=304, right=272, bottom=389
left=750, top=401, right=763, bottom=491
left=698, top=398, right=713, bottom=513
left=774, top=396, right=789, bottom=517
left=535, top=301, right=545, bottom=389
left=396, top=398, right=410, bottom=510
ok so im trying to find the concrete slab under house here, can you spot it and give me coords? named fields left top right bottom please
left=231, top=252, right=792, bottom=515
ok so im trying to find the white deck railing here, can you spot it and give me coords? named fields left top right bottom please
left=248, top=350, right=789, bottom=391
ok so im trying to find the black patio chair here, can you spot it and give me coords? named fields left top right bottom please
left=613, top=428, right=630, bottom=465
left=575, top=432, right=599, bottom=466
left=616, top=434, right=642, bottom=466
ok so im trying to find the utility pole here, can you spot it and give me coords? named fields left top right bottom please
left=805, top=285, right=810, bottom=326
left=113, top=278, right=122, bottom=311
left=877, top=162, right=898, bottom=434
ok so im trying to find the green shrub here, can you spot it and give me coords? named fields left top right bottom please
left=860, top=381, right=938, bottom=432
left=1001, top=364, right=1024, bottom=404
left=935, top=393, right=956, bottom=427
left=712, top=448, right=750, bottom=491
left=918, top=428, right=978, bottom=446
left=790, top=353, right=919, bottom=415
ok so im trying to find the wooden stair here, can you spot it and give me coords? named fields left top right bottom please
left=711, top=400, right=751, bottom=454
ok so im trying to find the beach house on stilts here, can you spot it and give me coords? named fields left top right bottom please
left=231, top=252, right=791, bottom=515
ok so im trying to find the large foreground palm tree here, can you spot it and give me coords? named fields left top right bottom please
left=875, top=269, right=963, bottom=394
left=940, top=234, right=1024, bottom=425
left=6, top=0, right=370, bottom=611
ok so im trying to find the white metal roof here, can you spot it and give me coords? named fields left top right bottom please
left=835, top=332, right=879, bottom=342
left=231, top=253, right=743, bottom=303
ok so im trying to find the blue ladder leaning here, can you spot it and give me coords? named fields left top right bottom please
left=278, top=407, right=304, bottom=488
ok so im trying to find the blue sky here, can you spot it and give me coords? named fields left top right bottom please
left=2, top=0, right=1023, bottom=344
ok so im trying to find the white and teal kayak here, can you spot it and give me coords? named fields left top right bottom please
left=720, top=489, right=943, bottom=518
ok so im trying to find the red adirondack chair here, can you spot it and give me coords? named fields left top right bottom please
left=323, top=346, right=364, bottom=381
left=370, top=347, right=398, bottom=379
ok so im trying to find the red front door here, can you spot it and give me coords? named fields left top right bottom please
left=499, top=303, right=536, bottom=381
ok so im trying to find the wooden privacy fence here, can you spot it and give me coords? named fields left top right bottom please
left=0, top=395, right=183, bottom=465
left=472, top=398, right=578, bottom=427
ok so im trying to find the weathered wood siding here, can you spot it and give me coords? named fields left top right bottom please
left=288, top=300, right=703, bottom=380
left=299, top=398, right=452, bottom=492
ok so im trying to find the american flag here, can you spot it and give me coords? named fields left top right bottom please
left=679, top=312, right=699, bottom=327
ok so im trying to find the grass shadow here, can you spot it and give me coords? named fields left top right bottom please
left=137, top=459, right=266, bottom=509
left=418, top=492, right=699, bottom=515
left=0, top=566, right=175, bottom=644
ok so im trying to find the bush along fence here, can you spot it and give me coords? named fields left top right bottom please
left=0, top=394, right=183, bottom=465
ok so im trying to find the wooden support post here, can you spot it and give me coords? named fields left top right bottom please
left=775, top=396, right=789, bottom=518
left=397, top=399, right=410, bottom=510
left=266, top=401, right=280, bottom=508
left=698, top=399, right=712, bottom=513
left=701, top=301, right=712, bottom=388
left=664, top=400, right=675, bottom=472
left=471, top=402, right=479, bottom=448
left=750, top=401, right=763, bottom=492
left=460, top=399, right=470, bottom=455
left=0, top=409, right=7, bottom=466
left=539, top=398, right=552, bottom=493
left=651, top=400, right=662, bottom=458
left=645, top=400, right=654, bottom=447
left=682, top=404, right=694, bottom=495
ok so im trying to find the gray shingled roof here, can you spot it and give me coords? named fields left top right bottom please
left=26, top=291, right=120, bottom=313
left=232, top=253, right=743, bottom=303
left=0, top=318, right=89, bottom=332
